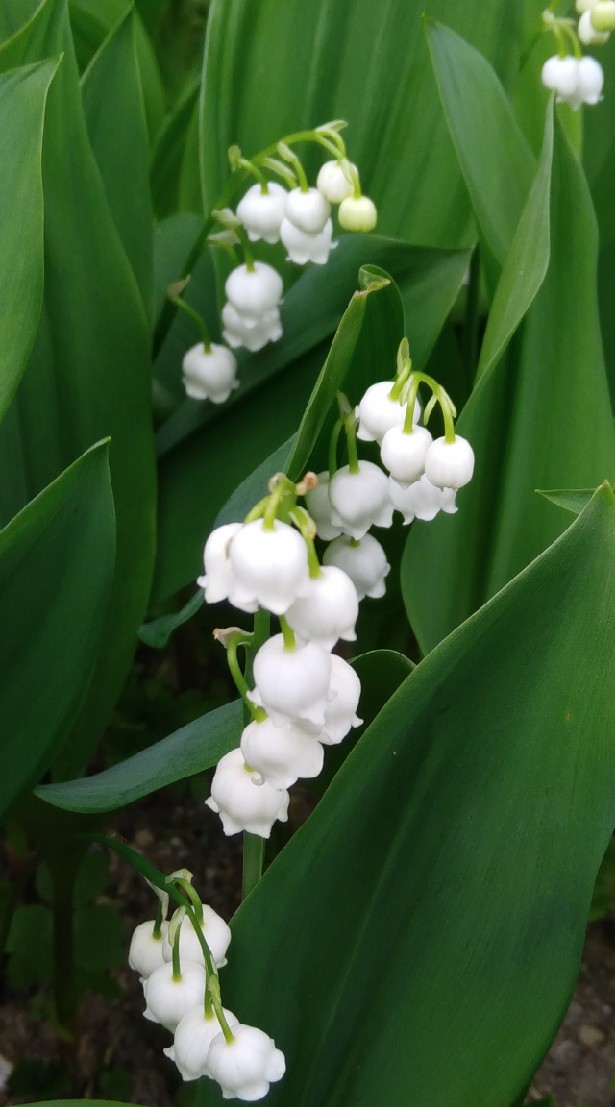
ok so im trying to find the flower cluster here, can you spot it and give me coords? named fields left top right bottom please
left=174, top=123, right=378, bottom=401
left=541, top=0, right=615, bottom=108
left=198, top=340, right=474, bottom=842
left=129, top=874, right=285, bottom=1100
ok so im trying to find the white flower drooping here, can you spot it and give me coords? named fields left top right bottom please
left=165, top=1006, right=240, bottom=1082
left=356, top=380, right=421, bottom=444
left=304, top=471, right=343, bottom=540
left=578, top=8, right=610, bottom=41
left=182, top=343, right=239, bottom=403
left=228, top=519, right=310, bottom=615
left=329, top=460, right=394, bottom=539
left=128, top=920, right=169, bottom=980
left=197, top=523, right=246, bottom=607
left=236, top=182, right=287, bottom=243
left=388, top=475, right=457, bottom=524
left=541, top=54, right=603, bottom=109
left=322, top=533, right=390, bottom=600
left=284, top=187, right=330, bottom=234
left=380, top=424, right=433, bottom=487
left=240, top=716, right=324, bottom=789
left=285, top=565, right=359, bottom=650
left=280, top=216, right=335, bottom=265
left=143, top=960, right=207, bottom=1032
left=162, top=906, right=232, bottom=970
left=424, top=435, right=475, bottom=490
left=251, top=634, right=332, bottom=728
left=206, top=1023, right=286, bottom=1102
left=316, top=158, right=356, bottom=203
left=225, top=262, right=283, bottom=318
left=320, top=655, right=363, bottom=745
left=206, top=748, right=290, bottom=838
left=338, top=195, right=378, bottom=233
left=222, top=303, right=283, bottom=353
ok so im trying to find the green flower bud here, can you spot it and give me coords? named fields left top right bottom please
left=590, top=0, right=615, bottom=30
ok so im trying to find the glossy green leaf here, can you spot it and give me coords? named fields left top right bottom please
left=150, top=76, right=199, bottom=219
left=0, top=58, right=56, bottom=422
left=216, top=485, right=615, bottom=1107
left=214, top=435, right=297, bottom=528
left=138, top=588, right=204, bottom=648
left=427, top=19, right=534, bottom=265
left=537, top=486, right=609, bottom=515
left=0, top=0, right=156, bottom=768
left=200, top=0, right=524, bottom=249
left=82, top=8, right=153, bottom=316
left=29, top=1101, right=146, bottom=1107
left=402, top=118, right=615, bottom=652
left=476, top=105, right=552, bottom=383
left=36, top=701, right=242, bottom=814
left=0, top=442, right=114, bottom=818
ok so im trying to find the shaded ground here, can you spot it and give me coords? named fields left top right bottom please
left=0, top=787, right=614, bottom=1107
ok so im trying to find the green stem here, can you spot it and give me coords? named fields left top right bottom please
left=289, top=507, right=321, bottom=578
left=263, top=479, right=288, bottom=529
left=171, top=920, right=183, bottom=980
left=234, top=223, right=255, bottom=271
left=226, top=633, right=265, bottom=721
left=279, top=614, right=297, bottom=651
left=152, top=900, right=164, bottom=939
left=328, top=416, right=344, bottom=478
left=389, top=353, right=413, bottom=401
left=279, top=143, right=309, bottom=191
left=173, top=877, right=204, bottom=924
left=170, top=295, right=212, bottom=352
left=345, top=411, right=360, bottom=473
left=242, top=833, right=265, bottom=900
left=462, top=246, right=481, bottom=390
left=236, top=156, right=269, bottom=191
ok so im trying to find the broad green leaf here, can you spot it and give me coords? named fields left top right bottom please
left=0, top=0, right=157, bottom=768
left=138, top=589, right=205, bottom=649
left=214, top=435, right=297, bottom=528
left=402, top=119, right=615, bottom=652
left=153, top=211, right=204, bottom=321
left=476, top=105, right=553, bottom=383
left=427, top=19, right=534, bottom=265
left=216, top=486, right=615, bottom=1107
left=287, top=265, right=404, bottom=479
left=28, top=1102, right=146, bottom=1107
left=150, top=76, right=200, bottom=219
left=82, top=8, right=153, bottom=316
left=0, top=443, right=114, bottom=817
left=36, top=701, right=242, bottom=814
left=0, top=59, right=56, bottom=422
left=200, top=0, right=523, bottom=249
left=537, top=486, right=610, bottom=515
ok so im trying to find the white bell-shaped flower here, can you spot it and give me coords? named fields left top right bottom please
left=305, top=471, right=343, bottom=540
left=197, top=523, right=248, bottom=607
left=182, top=343, right=239, bottom=403
left=541, top=55, right=579, bottom=100
left=329, top=461, right=394, bottom=540
left=128, top=920, right=169, bottom=980
left=284, top=186, right=330, bottom=233
left=424, top=435, right=475, bottom=490
left=143, top=961, right=207, bottom=1032
left=240, top=717, right=324, bottom=789
left=323, top=533, right=390, bottom=600
left=380, top=425, right=433, bottom=486
left=165, top=1006, right=239, bottom=1082
left=389, top=474, right=457, bottom=523
left=321, top=655, right=363, bottom=745
left=285, top=565, right=358, bottom=650
left=576, top=55, right=604, bottom=103
left=541, top=55, right=603, bottom=109
left=225, top=262, right=283, bottom=320
left=162, top=906, right=232, bottom=970
left=252, top=634, right=332, bottom=728
left=589, top=0, right=615, bottom=30
left=338, top=195, right=378, bottom=233
left=576, top=0, right=599, bottom=11
left=356, top=381, right=420, bottom=443
left=221, top=303, right=283, bottom=353
left=316, top=159, right=356, bottom=203
left=207, top=1023, right=286, bottom=1102
left=228, top=519, right=309, bottom=615
left=236, top=182, right=287, bottom=244
left=206, top=748, right=289, bottom=838
left=579, top=9, right=610, bottom=41
left=280, top=217, right=335, bottom=265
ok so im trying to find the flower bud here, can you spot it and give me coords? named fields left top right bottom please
left=240, top=717, right=324, bottom=788
left=338, top=195, right=378, bottom=232
left=206, top=748, right=289, bottom=838
left=576, top=0, right=599, bottom=9
left=329, top=461, right=394, bottom=540
left=197, top=523, right=247, bottom=607
left=388, top=474, right=457, bottom=523
left=165, top=1006, right=239, bottom=1082
left=285, top=565, right=359, bottom=650
left=128, top=920, right=169, bottom=980
left=143, top=961, right=207, bottom=1032
left=305, top=471, right=343, bottom=540
left=182, top=343, right=239, bottom=404
left=162, top=906, right=232, bottom=969
left=590, top=0, right=615, bottom=29
left=207, top=1023, right=286, bottom=1101
left=280, top=217, right=335, bottom=265
left=320, top=655, right=363, bottom=745
left=316, top=158, right=356, bottom=203
left=580, top=8, right=610, bottom=40
left=424, top=435, right=475, bottom=490
left=284, top=186, right=330, bottom=233
left=225, top=262, right=283, bottom=319
left=380, top=425, right=433, bottom=486
left=356, top=381, right=420, bottom=444
left=236, top=182, right=287, bottom=243
left=228, top=519, right=310, bottom=615
left=252, top=634, right=332, bottom=728
left=323, top=533, right=390, bottom=600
